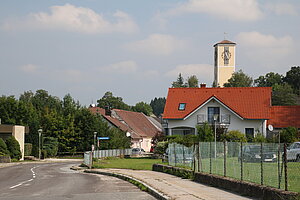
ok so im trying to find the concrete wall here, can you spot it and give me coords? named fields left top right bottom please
left=167, top=100, right=267, bottom=136
left=12, top=126, right=25, bottom=160
left=131, top=137, right=152, bottom=152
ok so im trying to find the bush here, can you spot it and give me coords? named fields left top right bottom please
left=154, top=141, right=168, bottom=155
left=0, top=138, right=9, bottom=156
left=43, top=137, right=58, bottom=157
left=24, top=143, right=32, bottom=156
left=196, top=122, right=214, bottom=142
left=280, top=127, right=298, bottom=143
left=222, top=130, right=247, bottom=142
left=253, top=133, right=267, bottom=143
left=5, top=136, right=21, bottom=160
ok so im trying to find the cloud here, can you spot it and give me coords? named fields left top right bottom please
left=156, top=0, right=263, bottom=22
left=98, top=60, right=138, bottom=74
left=125, top=34, right=186, bottom=56
left=165, top=64, right=213, bottom=83
left=19, top=64, right=40, bottom=73
left=2, top=4, right=138, bottom=34
left=236, top=31, right=293, bottom=60
left=265, top=3, right=298, bottom=16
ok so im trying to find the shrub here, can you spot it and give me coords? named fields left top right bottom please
left=154, top=141, right=168, bottom=155
left=253, top=133, right=267, bottom=143
left=280, top=127, right=298, bottom=143
left=222, top=130, right=247, bottom=142
left=5, top=136, right=21, bottom=160
left=0, top=138, right=10, bottom=156
left=24, top=143, right=32, bottom=156
left=196, top=122, right=214, bottom=142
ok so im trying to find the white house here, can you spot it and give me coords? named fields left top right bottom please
left=162, top=86, right=272, bottom=138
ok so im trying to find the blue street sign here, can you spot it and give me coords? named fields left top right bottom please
left=97, top=137, right=110, bottom=140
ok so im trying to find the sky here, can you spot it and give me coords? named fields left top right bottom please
left=0, top=0, right=299, bottom=106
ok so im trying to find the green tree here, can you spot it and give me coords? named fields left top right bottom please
left=150, top=97, right=166, bottom=117
left=97, top=91, right=131, bottom=110
left=272, top=83, right=297, bottom=105
left=280, top=127, right=298, bottom=143
left=172, top=73, right=187, bottom=88
left=283, top=66, right=300, bottom=95
left=187, top=75, right=199, bottom=87
left=223, top=70, right=253, bottom=87
left=254, top=72, right=283, bottom=87
left=222, top=130, right=247, bottom=142
left=0, top=138, right=9, bottom=156
left=43, top=137, right=58, bottom=157
left=196, top=122, right=214, bottom=142
left=5, top=136, right=21, bottom=160
left=132, top=101, right=153, bottom=116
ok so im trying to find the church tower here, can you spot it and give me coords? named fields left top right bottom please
left=213, top=40, right=236, bottom=87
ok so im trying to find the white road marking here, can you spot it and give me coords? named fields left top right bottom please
left=9, top=166, right=39, bottom=189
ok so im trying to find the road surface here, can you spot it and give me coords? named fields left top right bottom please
left=0, top=161, right=156, bottom=200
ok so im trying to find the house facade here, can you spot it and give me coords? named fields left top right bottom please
left=89, top=106, right=162, bottom=152
left=163, top=86, right=271, bottom=138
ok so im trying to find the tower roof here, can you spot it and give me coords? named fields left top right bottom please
left=214, top=40, right=236, bottom=47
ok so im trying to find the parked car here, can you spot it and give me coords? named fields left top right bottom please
left=131, top=148, right=145, bottom=155
left=239, top=145, right=277, bottom=162
left=287, top=142, right=300, bottom=162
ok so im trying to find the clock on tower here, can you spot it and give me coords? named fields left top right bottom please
left=213, top=40, right=236, bottom=87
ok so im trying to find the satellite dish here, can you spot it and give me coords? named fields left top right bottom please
left=268, top=125, right=273, bottom=131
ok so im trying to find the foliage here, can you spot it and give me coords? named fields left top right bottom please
left=154, top=141, right=168, bottom=155
left=132, top=101, right=153, bottom=116
left=222, top=130, right=247, bottom=142
left=284, top=66, right=300, bottom=95
left=253, top=133, right=267, bottom=143
left=272, top=83, right=297, bottom=105
left=187, top=75, right=199, bottom=87
left=172, top=73, right=187, bottom=88
left=0, top=138, right=9, bottom=156
left=254, top=72, right=283, bottom=87
left=168, top=134, right=199, bottom=147
left=196, top=122, right=214, bottom=142
left=5, top=136, right=21, bottom=160
left=223, top=70, right=253, bottom=87
left=24, top=143, right=32, bottom=156
left=150, top=97, right=166, bottom=117
left=97, top=91, right=131, bottom=110
left=43, top=137, right=58, bottom=157
left=280, top=127, right=298, bottom=143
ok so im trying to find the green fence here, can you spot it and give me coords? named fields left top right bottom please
left=168, top=142, right=300, bottom=193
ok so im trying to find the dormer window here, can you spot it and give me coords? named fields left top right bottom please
left=178, top=103, right=186, bottom=111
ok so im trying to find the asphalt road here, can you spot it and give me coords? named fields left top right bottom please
left=0, top=162, right=156, bottom=200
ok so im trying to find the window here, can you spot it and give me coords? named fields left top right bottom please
left=245, top=128, right=254, bottom=139
left=208, top=107, right=220, bottom=123
left=178, top=103, right=186, bottom=110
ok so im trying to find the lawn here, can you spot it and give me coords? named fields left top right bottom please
left=198, top=157, right=300, bottom=193
left=92, top=157, right=163, bottom=170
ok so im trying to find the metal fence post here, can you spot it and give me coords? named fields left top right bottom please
left=224, top=141, right=227, bottom=177
left=283, top=143, right=288, bottom=191
left=240, top=142, right=243, bottom=181
left=198, top=142, right=202, bottom=172
left=182, top=144, right=185, bottom=166
left=278, top=143, right=281, bottom=189
left=193, top=144, right=196, bottom=172
left=210, top=141, right=212, bottom=174
left=260, top=142, right=263, bottom=185
left=173, top=143, right=177, bottom=167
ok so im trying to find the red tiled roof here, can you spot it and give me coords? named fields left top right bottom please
left=89, top=107, right=130, bottom=133
left=163, top=87, right=271, bottom=120
left=268, top=106, right=300, bottom=128
left=214, top=40, right=236, bottom=47
left=115, top=109, right=160, bottom=138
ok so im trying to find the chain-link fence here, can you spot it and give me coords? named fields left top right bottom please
left=167, top=142, right=300, bottom=193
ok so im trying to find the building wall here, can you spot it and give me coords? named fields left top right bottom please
left=131, top=137, right=152, bottom=152
left=12, top=126, right=25, bottom=160
left=167, top=100, right=266, bottom=136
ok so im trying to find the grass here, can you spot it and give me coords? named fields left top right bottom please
left=198, top=157, right=300, bottom=193
left=92, top=157, right=163, bottom=170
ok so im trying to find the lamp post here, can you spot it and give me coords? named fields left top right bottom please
left=213, top=114, right=219, bottom=159
left=93, top=132, right=97, bottom=149
left=38, top=128, right=42, bottom=160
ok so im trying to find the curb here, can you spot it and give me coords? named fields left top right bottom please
left=84, top=169, right=170, bottom=200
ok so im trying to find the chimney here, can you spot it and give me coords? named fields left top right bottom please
left=200, top=83, right=206, bottom=88
left=105, top=105, right=111, bottom=116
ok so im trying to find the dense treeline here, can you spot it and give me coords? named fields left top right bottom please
left=0, top=90, right=130, bottom=156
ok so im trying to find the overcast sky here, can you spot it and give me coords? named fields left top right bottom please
left=0, top=0, right=299, bottom=106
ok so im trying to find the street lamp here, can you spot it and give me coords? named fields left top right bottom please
left=213, top=114, right=219, bottom=159
left=38, top=128, right=42, bottom=160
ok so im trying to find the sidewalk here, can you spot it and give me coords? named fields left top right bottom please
left=86, top=168, right=256, bottom=200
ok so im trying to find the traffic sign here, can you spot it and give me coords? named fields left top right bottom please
left=97, top=137, right=110, bottom=140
